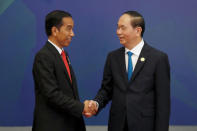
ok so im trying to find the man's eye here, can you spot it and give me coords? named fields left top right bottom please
left=66, top=26, right=72, bottom=30
left=122, top=27, right=126, bottom=30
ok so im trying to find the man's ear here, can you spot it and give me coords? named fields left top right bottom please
left=135, top=26, right=142, bottom=37
left=51, top=26, right=58, bottom=36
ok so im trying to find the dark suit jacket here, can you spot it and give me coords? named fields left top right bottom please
left=32, top=41, right=86, bottom=131
left=94, top=42, right=170, bottom=131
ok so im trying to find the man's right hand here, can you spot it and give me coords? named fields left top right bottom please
left=82, top=100, right=98, bottom=118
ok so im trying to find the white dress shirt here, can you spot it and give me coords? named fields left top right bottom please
left=48, top=39, right=63, bottom=54
left=125, top=39, right=144, bottom=72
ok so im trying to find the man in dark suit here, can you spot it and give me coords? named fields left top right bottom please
left=32, top=10, right=94, bottom=131
left=87, top=11, right=170, bottom=131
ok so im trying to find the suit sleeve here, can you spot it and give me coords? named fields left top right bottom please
left=94, top=53, right=113, bottom=113
left=155, top=53, right=171, bottom=131
left=33, top=53, right=84, bottom=118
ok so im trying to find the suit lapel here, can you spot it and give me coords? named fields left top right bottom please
left=117, top=47, right=129, bottom=84
left=58, top=55, right=73, bottom=86
left=130, top=43, right=150, bottom=82
left=45, top=42, right=72, bottom=86
left=65, top=53, right=80, bottom=99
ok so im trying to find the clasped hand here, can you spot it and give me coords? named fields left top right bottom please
left=83, top=100, right=98, bottom=118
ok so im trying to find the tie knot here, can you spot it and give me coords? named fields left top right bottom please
left=127, top=51, right=133, bottom=57
left=61, top=50, right=65, bottom=56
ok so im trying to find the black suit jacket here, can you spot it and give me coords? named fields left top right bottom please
left=94, top=42, right=170, bottom=131
left=32, top=41, right=86, bottom=131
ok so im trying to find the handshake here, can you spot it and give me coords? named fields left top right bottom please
left=82, top=100, right=98, bottom=118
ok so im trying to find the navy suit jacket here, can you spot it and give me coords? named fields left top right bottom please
left=95, top=42, right=170, bottom=131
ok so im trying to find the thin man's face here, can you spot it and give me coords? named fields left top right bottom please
left=56, top=17, right=75, bottom=47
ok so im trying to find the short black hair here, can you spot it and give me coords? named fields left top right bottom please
left=45, top=10, right=72, bottom=36
left=123, top=11, right=145, bottom=37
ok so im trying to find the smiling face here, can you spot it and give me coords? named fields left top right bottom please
left=53, top=17, right=75, bottom=48
left=116, top=14, right=141, bottom=48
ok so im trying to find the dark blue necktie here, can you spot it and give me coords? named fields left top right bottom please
left=127, top=51, right=133, bottom=80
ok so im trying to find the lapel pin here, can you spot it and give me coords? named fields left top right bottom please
left=67, top=56, right=71, bottom=65
left=140, top=57, right=145, bottom=62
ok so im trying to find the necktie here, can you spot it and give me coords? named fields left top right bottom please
left=127, top=51, right=133, bottom=80
left=61, top=50, right=72, bottom=82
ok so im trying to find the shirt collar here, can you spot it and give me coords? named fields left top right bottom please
left=125, top=39, right=144, bottom=56
left=48, top=39, right=63, bottom=54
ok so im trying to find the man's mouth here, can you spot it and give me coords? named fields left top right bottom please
left=119, top=37, right=124, bottom=40
left=67, top=38, right=72, bottom=41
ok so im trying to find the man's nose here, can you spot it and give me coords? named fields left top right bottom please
left=116, top=29, right=121, bottom=35
left=71, top=30, right=75, bottom=37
